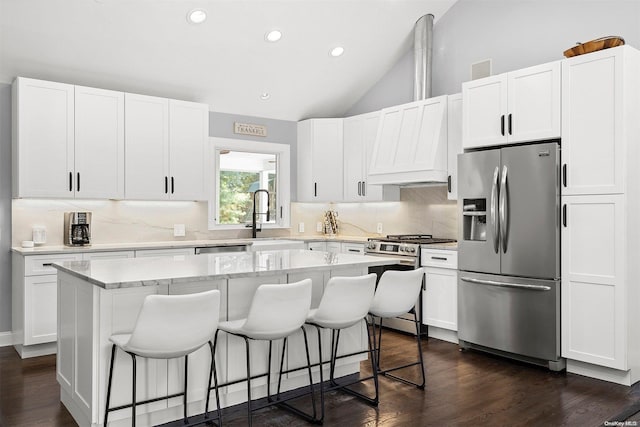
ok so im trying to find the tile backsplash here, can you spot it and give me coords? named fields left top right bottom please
left=11, top=186, right=458, bottom=247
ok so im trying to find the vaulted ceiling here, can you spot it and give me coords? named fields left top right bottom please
left=0, top=0, right=456, bottom=121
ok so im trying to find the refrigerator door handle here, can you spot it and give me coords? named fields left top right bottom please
left=460, top=276, right=551, bottom=291
left=499, top=165, right=509, bottom=253
left=490, top=166, right=500, bottom=253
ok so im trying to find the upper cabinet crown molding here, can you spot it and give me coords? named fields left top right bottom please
left=368, top=95, right=448, bottom=185
left=462, top=60, right=561, bottom=149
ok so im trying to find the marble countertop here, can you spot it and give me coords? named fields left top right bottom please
left=421, top=242, right=458, bottom=251
left=12, top=239, right=277, bottom=255
left=12, top=236, right=374, bottom=255
left=52, top=249, right=399, bottom=289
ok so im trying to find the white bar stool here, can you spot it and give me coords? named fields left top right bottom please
left=103, top=289, right=222, bottom=427
left=305, top=273, right=378, bottom=423
left=369, top=268, right=426, bottom=389
left=215, top=279, right=315, bottom=426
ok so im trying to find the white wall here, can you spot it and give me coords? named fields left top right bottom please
left=347, top=0, right=640, bottom=115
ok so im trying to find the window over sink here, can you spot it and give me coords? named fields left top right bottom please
left=209, top=138, right=290, bottom=230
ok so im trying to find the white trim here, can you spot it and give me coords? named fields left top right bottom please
left=208, top=137, right=291, bottom=231
left=0, top=331, right=14, bottom=347
left=567, top=359, right=632, bottom=386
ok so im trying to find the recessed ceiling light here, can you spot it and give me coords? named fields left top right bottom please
left=260, top=92, right=271, bottom=100
left=187, top=9, right=207, bottom=24
left=329, top=46, right=345, bottom=57
left=265, top=30, right=282, bottom=42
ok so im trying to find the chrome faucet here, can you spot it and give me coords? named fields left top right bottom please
left=252, top=189, right=270, bottom=238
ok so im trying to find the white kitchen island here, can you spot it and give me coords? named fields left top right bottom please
left=53, top=249, right=396, bottom=427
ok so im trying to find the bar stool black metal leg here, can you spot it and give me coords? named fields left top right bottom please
left=104, top=344, right=117, bottom=426
left=301, top=326, right=317, bottom=420
left=205, top=334, right=223, bottom=426
left=183, top=354, right=189, bottom=423
left=276, top=338, right=287, bottom=400
left=130, top=352, right=137, bottom=427
left=316, top=327, right=325, bottom=423
left=365, top=318, right=380, bottom=405
left=244, top=337, right=253, bottom=427
left=267, top=340, right=274, bottom=402
left=414, top=311, right=426, bottom=389
left=376, top=316, right=383, bottom=367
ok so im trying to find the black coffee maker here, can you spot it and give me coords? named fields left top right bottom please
left=64, top=212, right=92, bottom=246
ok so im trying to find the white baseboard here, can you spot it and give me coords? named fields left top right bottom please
left=0, top=331, right=14, bottom=347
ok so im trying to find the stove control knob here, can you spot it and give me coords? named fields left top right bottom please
left=367, top=242, right=376, bottom=250
left=400, top=246, right=406, bottom=252
left=408, top=247, right=416, bottom=253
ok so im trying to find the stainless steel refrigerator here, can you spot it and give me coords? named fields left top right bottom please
left=457, top=140, right=564, bottom=371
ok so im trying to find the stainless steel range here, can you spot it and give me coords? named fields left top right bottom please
left=365, top=234, right=456, bottom=334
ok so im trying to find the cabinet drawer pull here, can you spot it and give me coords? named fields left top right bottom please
left=348, top=249, right=361, bottom=253
left=42, top=263, right=53, bottom=267
left=431, top=256, right=448, bottom=261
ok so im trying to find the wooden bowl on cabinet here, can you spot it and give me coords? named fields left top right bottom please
left=563, top=36, right=625, bottom=58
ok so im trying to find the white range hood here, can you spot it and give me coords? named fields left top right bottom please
left=367, top=95, right=448, bottom=186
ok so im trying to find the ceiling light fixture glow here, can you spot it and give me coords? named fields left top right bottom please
left=187, top=9, right=207, bottom=24
left=265, top=30, right=282, bottom=42
left=260, top=92, right=271, bottom=100
left=329, top=46, right=345, bottom=57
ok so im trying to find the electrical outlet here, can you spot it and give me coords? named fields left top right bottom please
left=316, top=222, right=323, bottom=232
left=173, top=224, right=185, bottom=237
left=298, top=222, right=305, bottom=233
left=376, top=222, right=383, bottom=234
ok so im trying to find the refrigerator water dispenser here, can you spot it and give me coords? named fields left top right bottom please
left=462, top=199, right=486, bottom=241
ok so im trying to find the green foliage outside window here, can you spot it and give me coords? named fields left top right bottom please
left=219, top=171, right=259, bottom=224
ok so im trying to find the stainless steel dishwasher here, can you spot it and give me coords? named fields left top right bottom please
left=195, top=245, right=248, bottom=254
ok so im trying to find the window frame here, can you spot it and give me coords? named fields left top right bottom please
left=208, top=137, right=290, bottom=231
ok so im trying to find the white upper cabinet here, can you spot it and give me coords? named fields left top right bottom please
left=13, top=78, right=75, bottom=198
left=343, top=112, right=399, bottom=202
left=168, top=100, right=209, bottom=201
left=462, top=61, right=560, bottom=149
left=447, top=93, right=462, bottom=200
left=74, top=86, right=125, bottom=199
left=561, top=47, right=626, bottom=195
left=12, top=77, right=125, bottom=199
left=125, top=93, right=170, bottom=200
left=368, top=95, right=448, bottom=185
left=297, top=119, right=343, bottom=202
left=125, top=95, right=208, bottom=200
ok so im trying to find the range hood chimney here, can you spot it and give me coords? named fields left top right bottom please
left=414, top=14, right=434, bottom=101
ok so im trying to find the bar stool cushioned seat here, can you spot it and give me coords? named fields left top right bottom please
left=215, top=279, right=315, bottom=426
left=369, top=268, right=426, bottom=389
left=104, top=289, right=222, bottom=427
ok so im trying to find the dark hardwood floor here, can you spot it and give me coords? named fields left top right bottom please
left=1, top=331, right=639, bottom=426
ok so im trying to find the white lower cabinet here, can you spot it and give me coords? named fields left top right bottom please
left=342, top=243, right=365, bottom=255
left=561, top=195, right=626, bottom=370
left=306, top=242, right=326, bottom=251
left=421, top=249, right=458, bottom=342
left=13, top=250, right=139, bottom=358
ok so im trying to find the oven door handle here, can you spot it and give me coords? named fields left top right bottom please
left=461, top=276, right=551, bottom=291
left=365, top=254, right=417, bottom=267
